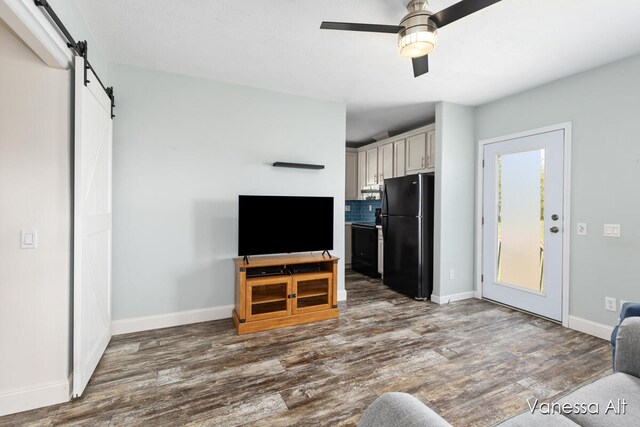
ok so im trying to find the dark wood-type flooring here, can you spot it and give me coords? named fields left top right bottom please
left=1, top=270, right=612, bottom=426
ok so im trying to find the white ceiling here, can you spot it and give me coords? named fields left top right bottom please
left=75, top=0, right=640, bottom=144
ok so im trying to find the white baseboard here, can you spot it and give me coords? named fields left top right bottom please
left=113, top=291, right=349, bottom=336
left=431, top=291, right=476, bottom=305
left=111, top=305, right=234, bottom=335
left=568, top=315, right=613, bottom=341
left=0, top=377, right=70, bottom=417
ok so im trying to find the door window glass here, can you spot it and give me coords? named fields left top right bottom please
left=496, top=149, right=545, bottom=292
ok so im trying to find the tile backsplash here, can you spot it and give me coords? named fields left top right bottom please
left=345, top=200, right=382, bottom=223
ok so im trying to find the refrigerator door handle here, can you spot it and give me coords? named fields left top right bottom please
left=382, top=183, right=388, bottom=216
left=382, top=216, right=388, bottom=240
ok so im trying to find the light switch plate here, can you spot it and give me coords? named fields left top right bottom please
left=345, top=205, right=351, bottom=212
left=612, top=224, right=621, bottom=237
left=577, top=223, right=587, bottom=235
left=21, top=230, right=38, bottom=249
left=604, top=224, right=621, bottom=237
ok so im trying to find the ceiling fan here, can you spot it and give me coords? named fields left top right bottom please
left=320, top=0, right=502, bottom=77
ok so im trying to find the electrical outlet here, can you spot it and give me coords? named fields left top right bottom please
left=368, top=205, right=372, bottom=211
left=605, top=297, right=617, bottom=312
left=345, top=205, right=350, bottom=212
left=449, top=269, right=455, bottom=280
left=577, top=223, right=587, bottom=236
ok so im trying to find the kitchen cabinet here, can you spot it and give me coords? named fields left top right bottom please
left=377, top=143, right=394, bottom=182
left=426, top=129, right=435, bottom=170
left=406, top=129, right=436, bottom=173
left=357, top=151, right=366, bottom=200
left=393, top=139, right=405, bottom=178
left=406, top=133, right=427, bottom=173
left=377, top=228, right=384, bottom=275
left=345, top=150, right=358, bottom=200
left=365, top=148, right=378, bottom=185
left=355, top=124, right=435, bottom=195
left=345, top=224, right=352, bottom=266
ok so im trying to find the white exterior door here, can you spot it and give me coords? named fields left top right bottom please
left=73, top=56, right=113, bottom=397
left=482, top=129, right=565, bottom=321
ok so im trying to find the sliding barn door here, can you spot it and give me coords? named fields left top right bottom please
left=73, top=55, right=113, bottom=397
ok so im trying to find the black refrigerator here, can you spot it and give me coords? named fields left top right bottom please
left=381, top=173, right=434, bottom=300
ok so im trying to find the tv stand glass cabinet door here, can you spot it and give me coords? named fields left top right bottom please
left=292, top=271, right=333, bottom=314
left=245, top=276, right=291, bottom=321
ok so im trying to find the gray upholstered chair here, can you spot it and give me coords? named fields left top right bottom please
left=358, top=392, right=452, bottom=427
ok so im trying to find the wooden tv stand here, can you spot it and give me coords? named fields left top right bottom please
left=232, top=253, right=339, bottom=334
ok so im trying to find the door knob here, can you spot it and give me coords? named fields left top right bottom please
left=550, top=226, right=559, bottom=233
left=551, top=214, right=559, bottom=221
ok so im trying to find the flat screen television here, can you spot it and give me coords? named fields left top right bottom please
left=238, top=195, right=334, bottom=256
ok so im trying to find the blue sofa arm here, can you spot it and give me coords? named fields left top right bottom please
left=611, top=302, right=640, bottom=348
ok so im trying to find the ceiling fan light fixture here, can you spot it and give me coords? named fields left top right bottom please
left=398, top=1, right=438, bottom=59
left=319, top=0, right=504, bottom=76
left=398, top=27, right=437, bottom=58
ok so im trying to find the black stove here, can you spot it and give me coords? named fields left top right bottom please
left=351, top=222, right=380, bottom=278
left=352, top=221, right=377, bottom=227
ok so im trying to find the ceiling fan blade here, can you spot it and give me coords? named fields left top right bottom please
left=430, top=0, right=502, bottom=28
left=412, top=55, right=429, bottom=78
left=320, top=21, right=404, bottom=34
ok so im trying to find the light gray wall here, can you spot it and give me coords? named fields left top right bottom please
left=433, top=102, right=476, bottom=298
left=49, top=0, right=108, bottom=78
left=0, top=21, right=71, bottom=411
left=475, top=54, right=640, bottom=327
left=109, top=63, right=346, bottom=321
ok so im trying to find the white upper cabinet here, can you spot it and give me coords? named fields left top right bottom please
left=426, top=129, right=435, bottom=171
left=356, top=124, right=434, bottom=193
left=365, top=147, right=378, bottom=185
left=393, top=139, right=406, bottom=178
left=357, top=150, right=366, bottom=199
left=377, top=143, right=394, bottom=182
left=345, top=150, right=358, bottom=200
left=405, top=127, right=436, bottom=173
left=406, top=133, right=427, bottom=173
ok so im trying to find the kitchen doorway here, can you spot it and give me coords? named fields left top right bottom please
left=477, top=124, right=571, bottom=323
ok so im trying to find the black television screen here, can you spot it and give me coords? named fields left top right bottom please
left=238, top=195, right=334, bottom=256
